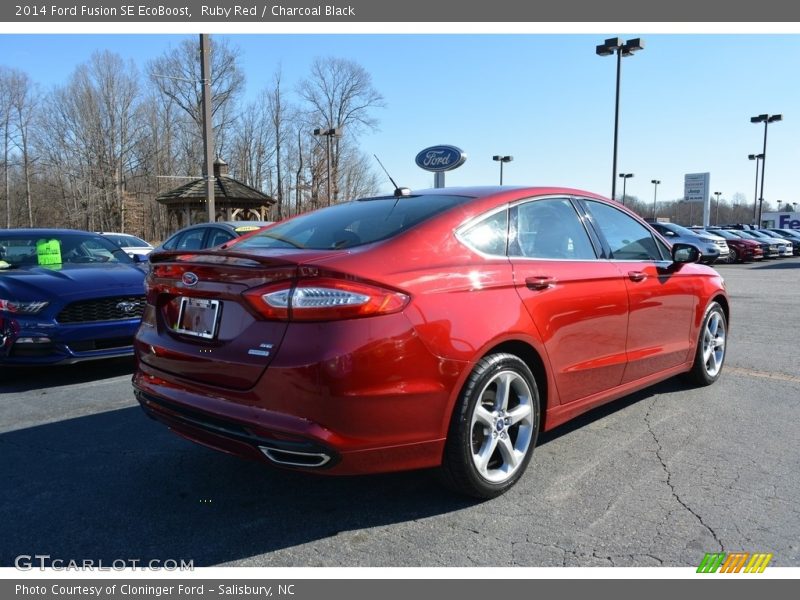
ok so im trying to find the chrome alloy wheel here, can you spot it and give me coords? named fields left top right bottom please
left=469, top=370, right=534, bottom=483
left=702, top=311, right=726, bottom=378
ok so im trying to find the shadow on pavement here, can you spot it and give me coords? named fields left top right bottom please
left=0, top=373, right=685, bottom=567
left=0, top=357, right=135, bottom=394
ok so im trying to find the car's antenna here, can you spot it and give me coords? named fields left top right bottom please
left=374, top=154, right=411, bottom=198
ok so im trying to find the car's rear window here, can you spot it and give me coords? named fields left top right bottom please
left=237, top=194, right=471, bottom=250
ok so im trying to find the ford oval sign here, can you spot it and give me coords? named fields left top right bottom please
left=415, top=145, right=467, bottom=173
left=182, top=272, right=199, bottom=287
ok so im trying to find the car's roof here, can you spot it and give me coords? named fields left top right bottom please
left=394, top=186, right=609, bottom=199
left=0, top=228, right=101, bottom=236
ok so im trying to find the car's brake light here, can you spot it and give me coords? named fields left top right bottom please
left=243, top=277, right=409, bottom=321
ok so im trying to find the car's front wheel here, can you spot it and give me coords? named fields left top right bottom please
left=440, top=353, right=540, bottom=499
left=728, top=247, right=739, bottom=263
left=687, top=301, right=727, bottom=386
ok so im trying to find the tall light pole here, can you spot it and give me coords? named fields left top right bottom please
left=313, top=127, right=342, bottom=206
left=713, top=191, right=722, bottom=225
left=618, top=173, right=634, bottom=205
left=493, top=155, right=513, bottom=185
left=596, top=37, right=644, bottom=202
left=751, top=113, right=782, bottom=227
left=200, top=34, right=215, bottom=223
left=748, top=153, right=764, bottom=223
left=651, top=179, right=660, bottom=219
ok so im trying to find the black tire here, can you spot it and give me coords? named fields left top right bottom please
left=728, top=247, right=739, bottom=263
left=686, top=301, right=727, bottom=386
left=439, top=353, right=540, bottom=499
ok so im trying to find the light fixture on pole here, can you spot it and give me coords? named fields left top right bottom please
left=618, top=173, right=634, bottom=205
left=748, top=153, right=764, bottom=223
left=596, top=37, right=644, bottom=202
left=492, top=155, right=513, bottom=185
left=650, top=179, right=660, bottom=219
left=750, top=113, right=782, bottom=227
left=713, top=191, right=722, bottom=225
left=313, top=126, right=342, bottom=206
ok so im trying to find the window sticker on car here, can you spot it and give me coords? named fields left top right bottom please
left=36, top=239, right=62, bottom=266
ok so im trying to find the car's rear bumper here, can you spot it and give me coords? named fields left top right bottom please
left=133, top=372, right=448, bottom=476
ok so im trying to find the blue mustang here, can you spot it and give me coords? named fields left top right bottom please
left=0, top=229, right=147, bottom=365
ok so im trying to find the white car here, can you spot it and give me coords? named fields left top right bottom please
left=97, top=232, right=154, bottom=258
left=746, top=230, right=793, bottom=257
left=689, top=228, right=730, bottom=262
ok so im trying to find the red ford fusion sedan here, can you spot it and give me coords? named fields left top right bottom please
left=133, top=187, right=729, bottom=498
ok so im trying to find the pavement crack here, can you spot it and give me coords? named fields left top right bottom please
left=644, top=397, right=725, bottom=552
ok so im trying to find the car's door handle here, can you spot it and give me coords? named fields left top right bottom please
left=628, top=271, right=647, bottom=282
left=525, top=276, right=556, bottom=290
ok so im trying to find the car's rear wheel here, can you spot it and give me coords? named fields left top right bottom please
left=440, top=353, right=540, bottom=499
left=687, top=301, right=727, bottom=386
left=728, top=247, right=739, bottom=263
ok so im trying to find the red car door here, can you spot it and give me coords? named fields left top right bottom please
left=508, top=197, right=629, bottom=404
left=581, top=199, right=698, bottom=384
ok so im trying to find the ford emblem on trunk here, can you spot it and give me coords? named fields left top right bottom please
left=182, top=272, right=199, bottom=287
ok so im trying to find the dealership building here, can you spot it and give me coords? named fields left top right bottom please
left=761, top=211, right=800, bottom=230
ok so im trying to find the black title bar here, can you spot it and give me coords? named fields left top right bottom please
left=4, top=0, right=800, bottom=22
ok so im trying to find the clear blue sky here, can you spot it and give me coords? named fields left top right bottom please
left=2, top=33, right=799, bottom=207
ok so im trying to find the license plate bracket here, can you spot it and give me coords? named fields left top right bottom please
left=174, top=297, right=220, bottom=339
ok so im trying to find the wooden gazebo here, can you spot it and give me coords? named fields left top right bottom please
left=156, top=158, right=275, bottom=229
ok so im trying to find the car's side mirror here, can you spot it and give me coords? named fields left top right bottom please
left=672, top=243, right=700, bottom=264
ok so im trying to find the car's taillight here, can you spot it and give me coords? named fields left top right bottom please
left=243, top=277, right=409, bottom=321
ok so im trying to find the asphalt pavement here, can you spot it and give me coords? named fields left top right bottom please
left=1, top=258, right=798, bottom=568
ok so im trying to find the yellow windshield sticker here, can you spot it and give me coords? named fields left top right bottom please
left=36, top=239, right=62, bottom=266
left=234, top=226, right=259, bottom=232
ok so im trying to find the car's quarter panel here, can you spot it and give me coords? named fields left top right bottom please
left=134, top=308, right=462, bottom=474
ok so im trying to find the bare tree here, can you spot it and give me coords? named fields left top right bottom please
left=267, top=69, right=292, bottom=219
left=228, top=99, right=274, bottom=190
left=0, top=67, right=12, bottom=227
left=39, top=51, right=145, bottom=230
left=148, top=36, right=244, bottom=164
left=9, top=69, right=39, bottom=227
left=298, top=57, right=385, bottom=203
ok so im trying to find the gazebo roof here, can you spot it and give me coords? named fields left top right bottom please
left=156, top=159, right=275, bottom=208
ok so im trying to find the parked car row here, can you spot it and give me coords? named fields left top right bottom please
left=688, top=225, right=800, bottom=263
left=15, top=189, right=800, bottom=496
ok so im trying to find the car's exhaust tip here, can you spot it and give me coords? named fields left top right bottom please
left=259, top=445, right=332, bottom=468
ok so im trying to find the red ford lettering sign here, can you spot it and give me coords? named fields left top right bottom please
left=415, top=145, right=467, bottom=172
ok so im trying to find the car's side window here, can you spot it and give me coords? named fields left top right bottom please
left=509, top=198, right=596, bottom=260
left=176, top=230, right=205, bottom=250
left=207, top=229, right=235, bottom=248
left=161, top=234, right=178, bottom=250
left=458, top=209, right=509, bottom=256
left=584, top=200, right=666, bottom=261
